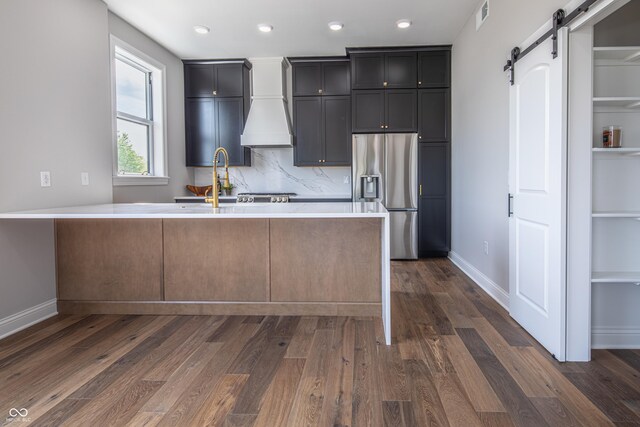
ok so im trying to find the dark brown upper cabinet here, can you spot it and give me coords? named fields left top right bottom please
left=418, top=89, right=450, bottom=142
left=290, top=58, right=350, bottom=96
left=293, top=96, right=351, bottom=166
left=352, top=90, right=417, bottom=133
left=350, top=52, right=417, bottom=89
left=418, top=51, right=451, bottom=88
left=185, top=62, right=245, bottom=98
left=184, top=60, right=251, bottom=167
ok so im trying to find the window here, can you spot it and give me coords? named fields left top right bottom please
left=111, top=36, right=168, bottom=185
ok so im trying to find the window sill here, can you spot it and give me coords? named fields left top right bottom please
left=112, top=176, right=170, bottom=186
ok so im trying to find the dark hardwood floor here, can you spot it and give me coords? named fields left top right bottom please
left=1, top=259, right=639, bottom=426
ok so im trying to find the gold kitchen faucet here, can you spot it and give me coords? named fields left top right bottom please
left=204, top=147, right=230, bottom=211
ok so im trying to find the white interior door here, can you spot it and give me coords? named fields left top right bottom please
left=509, top=28, right=568, bottom=361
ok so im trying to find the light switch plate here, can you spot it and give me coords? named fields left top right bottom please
left=81, top=172, right=89, bottom=186
left=40, top=171, right=51, bottom=187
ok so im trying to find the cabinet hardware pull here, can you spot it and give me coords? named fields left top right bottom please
left=380, top=125, right=384, bottom=129
left=419, top=135, right=422, bottom=139
left=419, top=184, right=422, bottom=196
left=212, top=90, right=217, bottom=95
left=385, top=125, right=389, bottom=129
left=508, top=194, right=514, bottom=217
left=318, top=89, right=323, bottom=94
left=383, top=81, right=388, bottom=87
left=418, top=81, right=422, bottom=85
left=318, top=160, right=322, bottom=163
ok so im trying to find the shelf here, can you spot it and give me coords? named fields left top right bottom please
left=592, top=147, right=640, bottom=156
left=593, top=46, right=640, bottom=63
left=593, top=97, right=640, bottom=109
left=592, top=212, right=640, bottom=218
left=592, top=271, right=640, bottom=284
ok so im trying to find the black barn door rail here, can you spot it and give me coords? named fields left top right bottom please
left=504, top=0, right=599, bottom=85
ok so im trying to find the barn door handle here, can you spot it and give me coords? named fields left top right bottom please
left=508, top=194, right=514, bottom=217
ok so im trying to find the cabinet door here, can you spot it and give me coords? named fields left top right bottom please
left=385, top=52, right=417, bottom=89
left=352, top=90, right=385, bottom=133
left=293, top=63, right=323, bottom=96
left=216, top=97, right=248, bottom=166
left=322, top=62, right=350, bottom=95
left=418, top=143, right=450, bottom=256
left=294, top=97, right=323, bottom=166
left=418, top=89, right=449, bottom=142
left=213, top=64, right=244, bottom=97
left=185, top=64, right=214, bottom=97
left=351, top=54, right=385, bottom=89
left=323, top=96, right=351, bottom=166
left=185, top=98, right=215, bottom=167
left=418, top=51, right=450, bottom=88
left=385, top=90, right=417, bottom=132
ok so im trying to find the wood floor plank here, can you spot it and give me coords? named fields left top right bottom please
left=319, top=317, right=355, bottom=427
left=523, top=346, right=615, bottom=427
left=285, top=317, right=318, bottom=358
left=434, top=292, right=475, bottom=328
left=231, top=335, right=290, bottom=415
left=477, top=412, right=516, bottom=427
left=610, top=350, right=640, bottom=374
left=0, top=315, right=86, bottom=359
left=253, top=357, right=305, bottom=427
left=592, top=350, right=640, bottom=395
left=141, top=342, right=225, bottom=413
left=225, top=414, right=257, bottom=427
left=473, top=317, right=555, bottom=398
left=442, top=335, right=505, bottom=412
left=405, top=358, right=450, bottom=426
left=456, top=328, right=548, bottom=427
left=191, top=374, right=249, bottom=426
left=21, top=316, right=175, bottom=426
left=434, top=372, right=483, bottom=427
left=563, top=372, right=640, bottom=423
left=352, top=320, right=382, bottom=427
left=274, top=316, right=300, bottom=337
left=392, top=292, right=422, bottom=360
left=531, top=397, right=582, bottom=427
left=227, top=316, right=279, bottom=375
left=157, top=324, right=259, bottom=427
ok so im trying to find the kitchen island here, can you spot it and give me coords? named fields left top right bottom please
left=0, top=202, right=391, bottom=344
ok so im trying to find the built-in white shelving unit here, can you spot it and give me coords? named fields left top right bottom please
left=591, top=45, right=640, bottom=330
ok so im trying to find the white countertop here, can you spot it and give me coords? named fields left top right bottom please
left=174, top=195, right=352, bottom=200
left=0, top=202, right=388, bottom=219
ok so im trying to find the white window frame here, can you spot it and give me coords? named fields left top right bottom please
left=110, top=35, right=169, bottom=186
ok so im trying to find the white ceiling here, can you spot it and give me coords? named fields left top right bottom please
left=104, top=0, right=479, bottom=59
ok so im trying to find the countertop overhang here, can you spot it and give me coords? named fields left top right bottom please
left=0, top=202, right=388, bottom=219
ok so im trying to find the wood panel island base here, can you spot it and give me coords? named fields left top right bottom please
left=0, top=202, right=391, bottom=344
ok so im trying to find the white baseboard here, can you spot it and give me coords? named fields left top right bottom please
left=448, top=251, right=510, bottom=310
left=592, top=327, right=640, bottom=349
left=0, top=299, right=58, bottom=340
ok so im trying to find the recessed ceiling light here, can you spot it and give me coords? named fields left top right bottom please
left=193, top=25, right=210, bottom=34
left=328, top=21, right=344, bottom=31
left=258, top=24, right=273, bottom=33
left=396, top=19, right=412, bottom=29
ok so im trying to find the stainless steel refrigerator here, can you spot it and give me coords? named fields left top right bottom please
left=352, top=133, right=418, bottom=260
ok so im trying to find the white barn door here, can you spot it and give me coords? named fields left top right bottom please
left=509, top=28, right=568, bottom=361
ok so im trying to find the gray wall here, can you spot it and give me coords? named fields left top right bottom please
left=109, top=12, right=192, bottom=203
left=0, top=0, right=113, bottom=321
left=595, top=0, right=640, bottom=46
left=450, top=0, right=567, bottom=293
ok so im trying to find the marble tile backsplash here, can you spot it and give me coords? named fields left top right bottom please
left=193, top=148, right=352, bottom=197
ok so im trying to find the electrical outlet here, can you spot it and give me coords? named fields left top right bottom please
left=81, top=172, right=90, bottom=186
left=483, top=241, right=489, bottom=255
left=40, top=171, right=51, bottom=187
left=343, top=175, right=351, bottom=185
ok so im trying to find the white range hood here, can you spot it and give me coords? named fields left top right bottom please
left=241, top=57, right=293, bottom=147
